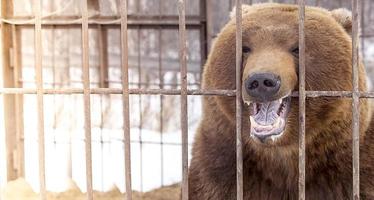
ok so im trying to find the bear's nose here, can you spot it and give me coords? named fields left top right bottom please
left=245, top=73, right=281, bottom=101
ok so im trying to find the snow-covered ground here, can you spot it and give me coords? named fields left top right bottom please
left=23, top=128, right=196, bottom=193
left=18, top=91, right=202, bottom=194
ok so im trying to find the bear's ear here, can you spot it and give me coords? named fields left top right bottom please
left=330, top=8, right=352, bottom=34
left=230, top=4, right=252, bottom=19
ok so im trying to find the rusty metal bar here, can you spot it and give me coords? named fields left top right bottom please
left=235, top=0, right=243, bottom=199
left=119, top=0, right=132, bottom=199
left=298, top=0, right=306, bottom=199
left=33, top=0, right=46, bottom=199
left=178, top=0, right=189, bottom=199
left=6, top=88, right=374, bottom=98
left=81, top=0, right=93, bottom=199
left=1, top=16, right=204, bottom=26
left=352, top=0, right=360, bottom=199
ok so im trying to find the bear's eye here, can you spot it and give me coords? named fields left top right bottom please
left=242, top=46, right=251, bottom=53
left=292, top=47, right=299, bottom=57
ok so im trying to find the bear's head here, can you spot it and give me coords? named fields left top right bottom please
left=203, top=3, right=371, bottom=152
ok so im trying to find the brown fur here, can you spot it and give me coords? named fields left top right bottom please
left=189, top=3, right=374, bottom=200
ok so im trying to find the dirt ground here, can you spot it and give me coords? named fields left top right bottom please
left=1, top=178, right=180, bottom=200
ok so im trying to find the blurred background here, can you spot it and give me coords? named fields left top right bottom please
left=0, top=0, right=373, bottom=197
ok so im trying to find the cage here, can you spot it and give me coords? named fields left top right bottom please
left=0, top=0, right=373, bottom=199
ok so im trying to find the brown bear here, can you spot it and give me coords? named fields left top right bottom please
left=189, top=3, right=374, bottom=200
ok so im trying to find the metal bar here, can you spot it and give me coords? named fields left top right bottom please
left=6, top=88, right=374, bottom=98
left=178, top=0, right=189, bottom=199
left=33, top=0, right=47, bottom=199
left=1, top=17, right=204, bottom=26
left=4, top=23, right=202, bottom=30
left=119, top=0, right=132, bottom=199
left=235, top=0, right=243, bottom=199
left=81, top=0, right=93, bottom=199
left=298, top=0, right=306, bottom=199
left=19, top=79, right=201, bottom=87
left=352, top=0, right=360, bottom=199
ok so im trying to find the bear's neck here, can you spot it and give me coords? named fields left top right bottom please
left=203, top=116, right=355, bottom=190
left=242, top=118, right=357, bottom=189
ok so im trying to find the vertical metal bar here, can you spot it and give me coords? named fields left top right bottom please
left=178, top=0, right=188, bottom=199
left=33, top=0, right=46, bottom=199
left=352, top=0, right=360, bottom=199
left=235, top=0, right=243, bottom=199
left=298, top=0, right=306, bottom=199
left=119, top=0, right=132, bottom=199
left=81, top=0, right=93, bottom=199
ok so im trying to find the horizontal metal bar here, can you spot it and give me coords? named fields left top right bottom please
left=2, top=16, right=204, bottom=26
left=0, top=88, right=237, bottom=96
left=3, top=88, right=374, bottom=98
left=10, top=15, right=204, bottom=21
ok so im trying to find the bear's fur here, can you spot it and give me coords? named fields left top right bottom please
left=189, top=3, right=374, bottom=200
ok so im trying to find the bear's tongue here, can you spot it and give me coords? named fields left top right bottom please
left=252, top=100, right=281, bottom=126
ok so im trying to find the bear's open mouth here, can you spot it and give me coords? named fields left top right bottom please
left=246, top=95, right=291, bottom=142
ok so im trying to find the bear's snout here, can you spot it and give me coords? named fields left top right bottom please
left=245, top=73, right=281, bottom=102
